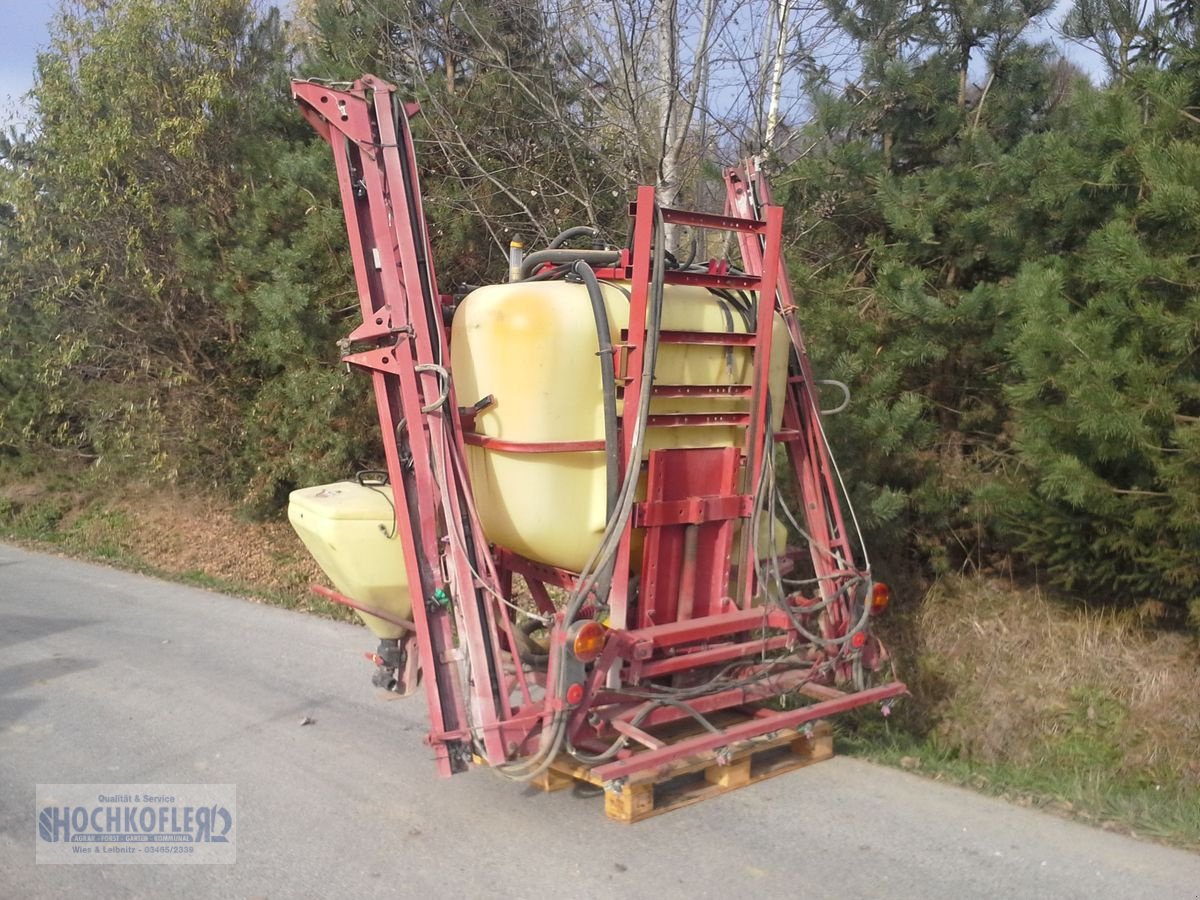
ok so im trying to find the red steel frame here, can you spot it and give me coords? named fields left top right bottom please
left=724, top=161, right=859, bottom=584
left=723, top=160, right=869, bottom=680
left=294, top=75, right=904, bottom=783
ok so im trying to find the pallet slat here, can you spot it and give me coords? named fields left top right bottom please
left=532, top=719, right=834, bottom=823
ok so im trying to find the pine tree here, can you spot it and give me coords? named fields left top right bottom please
left=997, top=74, right=1200, bottom=610
left=0, top=0, right=377, bottom=506
left=771, top=31, right=1075, bottom=573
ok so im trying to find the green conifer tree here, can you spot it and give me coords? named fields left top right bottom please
left=997, top=75, right=1200, bottom=611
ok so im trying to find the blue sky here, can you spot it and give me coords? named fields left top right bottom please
left=0, top=1, right=56, bottom=131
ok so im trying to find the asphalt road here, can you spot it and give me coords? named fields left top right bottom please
left=2, top=542, right=1198, bottom=899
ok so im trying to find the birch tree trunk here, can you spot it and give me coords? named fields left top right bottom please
left=764, top=0, right=790, bottom=150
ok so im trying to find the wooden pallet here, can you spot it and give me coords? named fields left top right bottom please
left=531, top=718, right=834, bottom=823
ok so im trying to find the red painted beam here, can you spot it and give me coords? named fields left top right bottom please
left=634, top=633, right=794, bottom=678
left=461, top=432, right=605, bottom=453
left=592, top=681, right=907, bottom=782
left=620, top=607, right=794, bottom=654
left=310, top=584, right=416, bottom=631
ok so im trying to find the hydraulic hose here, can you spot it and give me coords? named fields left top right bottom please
left=573, top=260, right=619, bottom=521
left=523, top=263, right=573, bottom=283
left=548, top=225, right=598, bottom=249
left=493, top=210, right=667, bottom=781
left=563, top=208, right=666, bottom=621
left=519, top=249, right=620, bottom=280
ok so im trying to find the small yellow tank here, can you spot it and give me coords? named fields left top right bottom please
left=451, top=280, right=789, bottom=573
left=288, top=482, right=410, bottom=639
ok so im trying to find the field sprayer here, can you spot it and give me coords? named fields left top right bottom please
left=287, top=75, right=906, bottom=820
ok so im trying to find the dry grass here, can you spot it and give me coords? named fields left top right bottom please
left=0, top=480, right=338, bottom=617
left=840, top=575, right=1200, bottom=848
left=909, top=576, right=1200, bottom=785
left=111, top=489, right=325, bottom=594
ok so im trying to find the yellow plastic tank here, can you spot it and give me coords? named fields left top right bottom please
left=288, top=482, right=410, bottom=639
left=451, top=279, right=790, bottom=573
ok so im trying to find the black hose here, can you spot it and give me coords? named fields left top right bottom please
left=563, top=208, right=666, bottom=621
left=573, top=260, right=619, bottom=522
left=519, top=249, right=620, bottom=279
left=522, top=263, right=573, bottom=283
left=680, top=232, right=698, bottom=269
left=548, top=225, right=598, bottom=249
